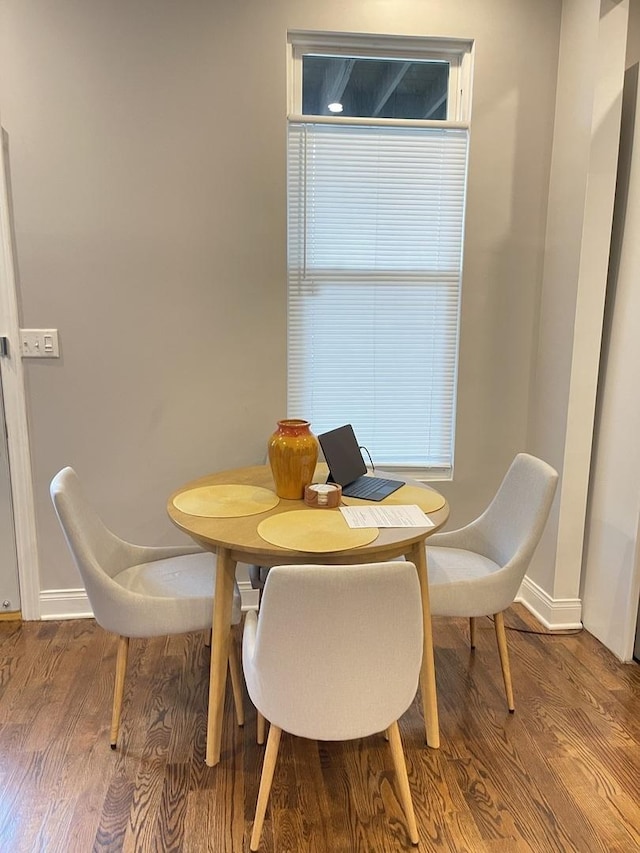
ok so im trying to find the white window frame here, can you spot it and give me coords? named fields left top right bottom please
left=287, top=31, right=473, bottom=481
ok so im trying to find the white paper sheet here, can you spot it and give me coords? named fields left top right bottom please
left=339, top=504, right=435, bottom=529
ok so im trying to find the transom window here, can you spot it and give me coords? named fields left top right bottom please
left=302, top=55, right=450, bottom=119
left=287, top=32, right=473, bottom=478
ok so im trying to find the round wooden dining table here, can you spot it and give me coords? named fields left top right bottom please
left=168, top=464, right=449, bottom=767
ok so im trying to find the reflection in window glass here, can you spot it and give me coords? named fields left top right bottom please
left=302, top=55, right=449, bottom=119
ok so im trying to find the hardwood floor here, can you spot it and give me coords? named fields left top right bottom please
left=0, top=605, right=639, bottom=852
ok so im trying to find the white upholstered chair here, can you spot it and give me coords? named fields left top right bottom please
left=426, top=452, right=558, bottom=711
left=50, top=466, right=244, bottom=748
left=243, top=561, right=423, bottom=851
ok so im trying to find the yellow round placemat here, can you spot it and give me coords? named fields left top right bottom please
left=257, top=510, right=378, bottom=552
left=343, top=484, right=446, bottom=513
left=172, top=485, right=279, bottom=518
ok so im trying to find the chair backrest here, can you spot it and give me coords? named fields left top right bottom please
left=473, top=453, right=558, bottom=571
left=243, top=561, right=423, bottom=741
left=50, top=467, right=139, bottom=627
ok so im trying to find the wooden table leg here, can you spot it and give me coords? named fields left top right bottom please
left=407, top=540, right=440, bottom=749
left=206, top=547, right=236, bottom=767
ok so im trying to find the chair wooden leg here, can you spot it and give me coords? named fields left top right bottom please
left=494, top=611, right=515, bottom=712
left=110, top=635, right=129, bottom=749
left=257, top=711, right=266, bottom=745
left=387, top=721, right=419, bottom=845
left=250, top=724, right=282, bottom=851
left=227, top=640, right=244, bottom=727
left=469, top=616, right=476, bottom=649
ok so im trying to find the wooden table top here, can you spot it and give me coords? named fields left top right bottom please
left=167, top=464, right=449, bottom=566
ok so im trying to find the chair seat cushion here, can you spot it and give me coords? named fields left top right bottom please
left=116, top=552, right=242, bottom=624
left=426, top=546, right=502, bottom=618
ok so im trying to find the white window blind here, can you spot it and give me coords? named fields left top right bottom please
left=287, top=121, right=468, bottom=473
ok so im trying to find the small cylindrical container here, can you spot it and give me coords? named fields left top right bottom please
left=304, top=483, right=342, bottom=508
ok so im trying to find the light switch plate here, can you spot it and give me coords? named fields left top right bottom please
left=20, top=329, right=60, bottom=358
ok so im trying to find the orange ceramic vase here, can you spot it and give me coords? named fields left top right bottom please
left=267, top=419, right=319, bottom=500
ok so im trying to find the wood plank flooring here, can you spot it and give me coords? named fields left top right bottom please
left=0, top=605, right=639, bottom=852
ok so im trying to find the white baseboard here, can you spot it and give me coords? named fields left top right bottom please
left=40, top=577, right=581, bottom=629
left=516, top=575, right=583, bottom=630
left=239, top=582, right=259, bottom=612
left=39, top=581, right=259, bottom=621
left=39, top=588, right=93, bottom=620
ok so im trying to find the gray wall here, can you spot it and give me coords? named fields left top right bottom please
left=526, top=0, right=630, bottom=612
left=579, top=1, right=640, bottom=659
left=0, top=0, right=561, bottom=592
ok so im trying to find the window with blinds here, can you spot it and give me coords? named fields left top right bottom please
left=287, top=33, right=472, bottom=478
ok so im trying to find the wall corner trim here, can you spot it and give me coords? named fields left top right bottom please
left=516, top=575, right=582, bottom=631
